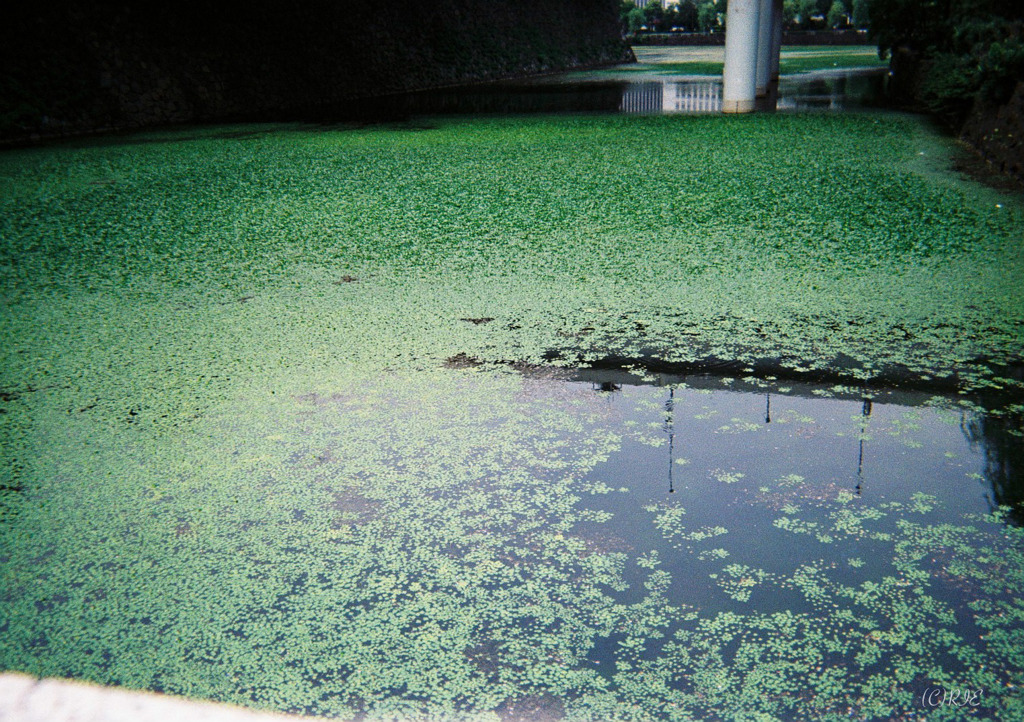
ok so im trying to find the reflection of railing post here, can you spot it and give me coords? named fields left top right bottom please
left=667, top=81, right=724, bottom=114
left=666, top=388, right=675, bottom=493
left=621, top=82, right=664, bottom=114
left=830, top=75, right=845, bottom=110
left=856, top=397, right=872, bottom=495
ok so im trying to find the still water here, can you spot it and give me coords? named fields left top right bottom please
left=487, top=367, right=1023, bottom=717
left=5, top=354, right=1020, bottom=718
left=0, top=45, right=1019, bottom=722
left=292, top=367, right=1024, bottom=716
left=323, top=69, right=888, bottom=121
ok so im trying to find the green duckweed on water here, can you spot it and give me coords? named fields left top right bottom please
left=1, top=109, right=1023, bottom=720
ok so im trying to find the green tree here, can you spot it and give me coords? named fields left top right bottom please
left=782, top=0, right=800, bottom=27
left=628, top=6, right=646, bottom=33
left=644, top=1, right=665, bottom=31
left=801, top=0, right=821, bottom=27
left=867, top=0, right=1024, bottom=121
left=851, top=0, right=869, bottom=28
left=868, top=0, right=1022, bottom=59
left=828, top=0, right=848, bottom=27
left=786, top=0, right=819, bottom=28
left=664, top=6, right=680, bottom=29
left=619, top=1, right=637, bottom=35
left=697, top=0, right=720, bottom=32
left=677, top=0, right=700, bottom=30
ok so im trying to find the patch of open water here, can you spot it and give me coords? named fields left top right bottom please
left=291, top=363, right=1023, bottom=715
left=554, top=368, right=1017, bottom=588
left=503, top=368, right=1024, bottom=712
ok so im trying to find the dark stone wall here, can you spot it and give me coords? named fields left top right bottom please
left=1, top=1, right=632, bottom=143
left=887, top=48, right=1023, bottom=185
left=960, top=81, right=1024, bottom=183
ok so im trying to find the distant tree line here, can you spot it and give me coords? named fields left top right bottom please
left=620, top=0, right=870, bottom=35
left=868, top=0, right=1024, bottom=121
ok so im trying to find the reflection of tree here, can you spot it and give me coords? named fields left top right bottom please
left=965, top=407, right=1024, bottom=526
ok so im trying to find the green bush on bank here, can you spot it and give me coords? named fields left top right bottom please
left=868, top=0, right=1023, bottom=122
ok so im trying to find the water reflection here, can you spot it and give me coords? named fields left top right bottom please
left=856, top=397, right=871, bottom=496
left=559, top=366, right=1023, bottom=525
left=317, top=69, right=887, bottom=123
left=776, top=71, right=887, bottom=111
left=965, top=408, right=1024, bottom=525
left=615, top=71, right=886, bottom=115
left=620, top=81, right=722, bottom=113
left=332, top=81, right=628, bottom=121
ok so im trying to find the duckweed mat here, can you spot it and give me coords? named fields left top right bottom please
left=1, top=111, right=1023, bottom=720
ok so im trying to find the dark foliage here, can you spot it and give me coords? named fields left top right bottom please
left=0, top=1, right=630, bottom=140
left=868, top=0, right=1023, bottom=122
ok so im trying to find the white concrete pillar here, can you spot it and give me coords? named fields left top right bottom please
left=755, top=0, right=774, bottom=96
left=722, top=0, right=761, bottom=113
left=770, top=0, right=783, bottom=82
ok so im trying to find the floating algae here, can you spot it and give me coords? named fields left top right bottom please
left=2, top=366, right=1022, bottom=719
left=1, top=111, right=1023, bottom=719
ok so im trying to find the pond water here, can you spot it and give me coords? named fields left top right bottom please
left=7, top=358, right=1020, bottom=719
left=325, top=69, right=888, bottom=122
left=313, top=44, right=889, bottom=123
left=551, top=369, right=1023, bottom=604
left=1, top=45, right=1022, bottom=722
left=564, top=374, right=1019, bottom=716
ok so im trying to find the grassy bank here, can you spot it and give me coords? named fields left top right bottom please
left=1, top=111, right=1023, bottom=719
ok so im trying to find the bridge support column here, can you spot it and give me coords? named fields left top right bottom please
left=755, top=0, right=774, bottom=96
left=722, top=0, right=761, bottom=113
left=770, top=0, right=783, bottom=83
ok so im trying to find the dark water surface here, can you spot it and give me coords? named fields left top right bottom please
left=529, top=369, right=1024, bottom=711
left=560, top=368, right=1021, bottom=575
left=316, top=69, right=888, bottom=123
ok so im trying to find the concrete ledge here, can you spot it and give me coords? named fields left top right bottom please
left=722, top=99, right=756, bottom=113
left=0, top=673, right=304, bottom=722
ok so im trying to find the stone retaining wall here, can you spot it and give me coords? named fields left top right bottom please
left=1, top=1, right=632, bottom=144
left=960, top=81, right=1024, bottom=183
